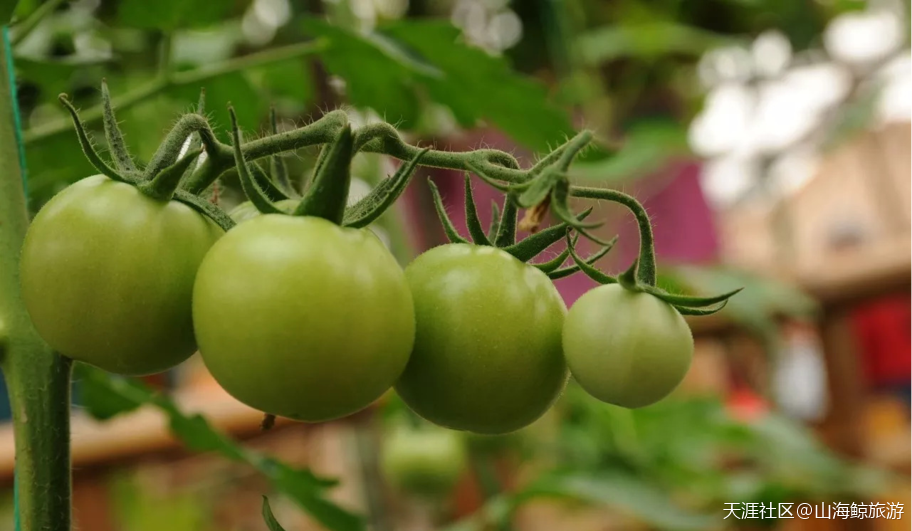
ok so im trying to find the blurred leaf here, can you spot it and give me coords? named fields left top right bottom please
left=74, top=363, right=144, bottom=420
left=520, top=472, right=720, bottom=530
left=117, top=0, right=237, bottom=30
left=303, top=18, right=421, bottom=127
left=576, top=22, right=738, bottom=64
left=247, top=57, right=315, bottom=112
left=76, top=366, right=364, bottom=531
left=169, top=71, right=264, bottom=142
left=569, top=120, right=689, bottom=184
left=1, top=0, right=17, bottom=24
left=304, top=18, right=574, bottom=152
left=15, top=56, right=109, bottom=104
left=262, top=497, right=287, bottom=531
left=383, top=21, right=575, bottom=152
left=660, top=266, right=818, bottom=344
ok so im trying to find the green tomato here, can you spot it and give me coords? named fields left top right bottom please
left=192, top=214, right=415, bottom=422
left=562, top=284, right=694, bottom=408
left=228, top=199, right=297, bottom=223
left=20, top=175, right=223, bottom=375
left=395, top=244, right=568, bottom=435
left=381, top=425, right=467, bottom=498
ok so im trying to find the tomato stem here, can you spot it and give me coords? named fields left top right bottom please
left=570, top=186, right=657, bottom=286
left=0, top=28, right=73, bottom=531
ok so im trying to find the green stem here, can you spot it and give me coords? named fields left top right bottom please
left=9, top=0, right=67, bottom=46
left=571, top=185, right=656, bottom=286
left=24, top=40, right=328, bottom=144
left=0, top=28, right=73, bottom=531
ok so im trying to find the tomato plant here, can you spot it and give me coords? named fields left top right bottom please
left=193, top=214, right=415, bottom=422
left=381, top=424, right=467, bottom=498
left=20, top=175, right=222, bottom=375
left=395, top=243, right=568, bottom=435
left=562, top=284, right=694, bottom=408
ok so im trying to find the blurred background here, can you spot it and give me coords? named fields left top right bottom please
left=0, top=0, right=909, bottom=529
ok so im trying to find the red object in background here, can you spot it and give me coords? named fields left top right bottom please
left=850, top=293, right=912, bottom=388
left=726, top=386, right=769, bottom=423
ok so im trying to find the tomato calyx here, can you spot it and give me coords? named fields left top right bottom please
left=564, top=233, right=742, bottom=316
left=228, top=107, right=428, bottom=227
left=60, top=82, right=237, bottom=231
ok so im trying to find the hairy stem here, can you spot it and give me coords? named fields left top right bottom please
left=571, top=185, right=656, bottom=286
left=0, top=28, right=73, bottom=531
left=24, top=40, right=327, bottom=144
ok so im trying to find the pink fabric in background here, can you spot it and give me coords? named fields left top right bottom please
left=402, top=131, right=721, bottom=308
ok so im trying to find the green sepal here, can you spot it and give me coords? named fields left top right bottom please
left=563, top=233, right=618, bottom=284
left=463, top=174, right=491, bottom=246
left=502, top=207, right=593, bottom=262
left=261, top=497, right=288, bottom=531
left=100, top=80, right=138, bottom=174
left=250, top=162, right=292, bottom=202
left=673, top=302, right=729, bottom=316
left=550, top=180, right=613, bottom=247
left=642, top=285, right=743, bottom=308
left=172, top=189, right=235, bottom=232
left=533, top=232, right=577, bottom=274
left=343, top=148, right=428, bottom=228
left=143, top=113, right=215, bottom=181
left=487, top=202, right=501, bottom=242
left=293, top=124, right=354, bottom=223
left=465, top=160, right=513, bottom=192
left=618, top=258, right=639, bottom=289
left=138, top=149, right=202, bottom=201
left=229, top=107, right=285, bottom=215
left=268, top=106, right=293, bottom=195
left=493, top=194, right=518, bottom=247
left=427, top=179, right=469, bottom=244
left=59, top=94, right=135, bottom=184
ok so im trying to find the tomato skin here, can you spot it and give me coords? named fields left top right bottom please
left=229, top=199, right=297, bottom=223
left=19, top=175, right=223, bottom=375
left=562, top=284, right=694, bottom=408
left=396, top=244, right=568, bottom=435
left=381, top=426, right=467, bottom=497
left=192, top=214, right=415, bottom=422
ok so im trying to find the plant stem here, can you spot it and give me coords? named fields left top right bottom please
left=9, top=0, right=67, bottom=46
left=0, top=27, right=73, bottom=531
left=23, top=39, right=328, bottom=144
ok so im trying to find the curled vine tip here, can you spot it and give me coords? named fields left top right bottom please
left=228, top=106, right=284, bottom=215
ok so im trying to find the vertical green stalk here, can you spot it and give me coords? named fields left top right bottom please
left=0, top=27, right=73, bottom=531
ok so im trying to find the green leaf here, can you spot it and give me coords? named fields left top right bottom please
left=1, top=1, right=15, bottom=24
left=304, top=18, right=574, bottom=151
left=569, top=121, right=689, bottom=185
left=74, top=363, right=145, bottom=420
left=382, top=21, right=574, bottom=152
left=576, top=22, right=738, bottom=64
left=74, top=366, right=364, bottom=531
left=521, top=473, right=718, bottom=531
left=170, top=71, right=263, bottom=143
left=303, top=18, right=422, bottom=127
left=247, top=58, right=316, bottom=112
left=117, top=0, right=237, bottom=30
left=262, top=497, right=287, bottom=531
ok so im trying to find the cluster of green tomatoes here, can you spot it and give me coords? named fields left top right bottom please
left=18, top=89, right=732, bottom=437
